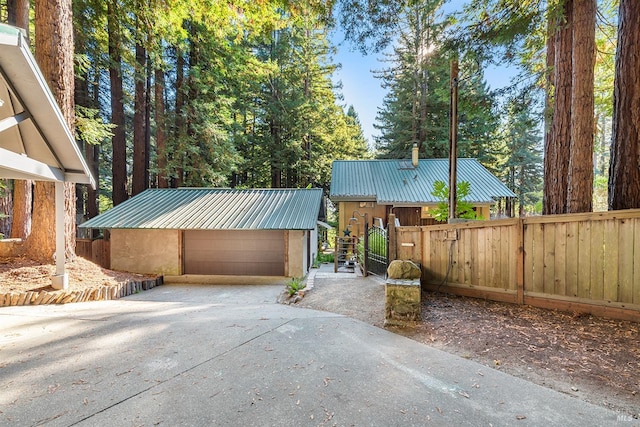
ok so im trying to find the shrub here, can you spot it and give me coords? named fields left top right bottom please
left=316, top=252, right=334, bottom=264
left=286, top=277, right=306, bottom=297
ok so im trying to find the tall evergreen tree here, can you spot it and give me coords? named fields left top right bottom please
left=374, top=1, right=500, bottom=168
left=26, top=0, right=76, bottom=260
left=608, top=0, right=640, bottom=210
left=503, top=98, right=543, bottom=217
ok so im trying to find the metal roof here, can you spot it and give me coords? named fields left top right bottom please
left=0, top=24, right=94, bottom=187
left=79, top=188, right=323, bottom=230
left=330, top=159, right=516, bottom=204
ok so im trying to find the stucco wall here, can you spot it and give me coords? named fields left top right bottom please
left=338, top=201, right=495, bottom=232
left=286, top=230, right=305, bottom=278
left=111, top=229, right=181, bottom=275
left=338, top=202, right=387, bottom=237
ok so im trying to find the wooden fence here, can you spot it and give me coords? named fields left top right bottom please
left=394, top=209, right=640, bottom=322
left=76, top=238, right=110, bottom=269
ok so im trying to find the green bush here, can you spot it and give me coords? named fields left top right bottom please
left=430, top=180, right=484, bottom=222
left=316, top=252, right=334, bottom=264
left=286, top=277, right=306, bottom=297
left=368, top=231, right=387, bottom=257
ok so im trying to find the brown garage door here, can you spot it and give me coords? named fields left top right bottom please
left=184, top=230, right=285, bottom=276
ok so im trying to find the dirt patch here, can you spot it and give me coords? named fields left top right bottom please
left=297, top=267, right=640, bottom=417
left=0, top=256, right=155, bottom=294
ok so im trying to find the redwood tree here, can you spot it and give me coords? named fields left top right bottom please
left=26, top=0, right=76, bottom=261
left=107, top=0, right=127, bottom=205
left=7, top=0, right=32, bottom=241
left=155, top=67, right=169, bottom=188
left=608, top=0, right=640, bottom=210
left=544, top=0, right=573, bottom=215
left=132, top=15, right=148, bottom=196
left=566, top=0, right=596, bottom=213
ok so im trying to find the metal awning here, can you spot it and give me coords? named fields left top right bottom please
left=0, top=23, right=95, bottom=289
left=0, top=23, right=94, bottom=187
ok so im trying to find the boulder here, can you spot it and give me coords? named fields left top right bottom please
left=387, top=260, right=421, bottom=280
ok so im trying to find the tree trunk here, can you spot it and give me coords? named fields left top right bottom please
left=27, top=0, right=75, bottom=261
left=132, top=39, right=147, bottom=196
left=10, top=181, right=32, bottom=239
left=108, top=0, right=128, bottom=205
left=0, top=183, right=12, bottom=237
left=608, top=0, right=640, bottom=210
left=542, top=10, right=555, bottom=215
left=145, top=56, right=151, bottom=188
left=544, top=0, right=573, bottom=215
left=566, top=0, right=595, bottom=213
left=7, top=0, right=32, bottom=242
left=7, top=0, right=30, bottom=40
left=155, top=67, right=169, bottom=188
left=174, top=48, right=185, bottom=187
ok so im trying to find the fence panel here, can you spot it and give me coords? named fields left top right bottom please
left=523, top=211, right=640, bottom=318
left=397, top=210, right=640, bottom=321
left=76, top=238, right=110, bottom=269
left=76, top=239, right=92, bottom=260
left=92, top=239, right=110, bottom=269
left=410, top=219, right=521, bottom=303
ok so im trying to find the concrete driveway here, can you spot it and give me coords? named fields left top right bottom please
left=0, top=283, right=622, bottom=426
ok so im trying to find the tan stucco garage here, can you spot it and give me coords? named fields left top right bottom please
left=82, top=188, right=321, bottom=279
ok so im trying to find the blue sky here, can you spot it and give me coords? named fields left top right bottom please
left=330, top=2, right=519, bottom=147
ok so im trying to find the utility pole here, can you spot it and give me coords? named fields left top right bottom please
left=448, top=59, right=459, bottom=223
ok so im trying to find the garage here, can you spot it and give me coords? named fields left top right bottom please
left=184, top=230, right=285, bottom=275
left=79, top=188, right=322, bottom=278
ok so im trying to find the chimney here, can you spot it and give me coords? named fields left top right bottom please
left=412, top=143, right=419, bottom=167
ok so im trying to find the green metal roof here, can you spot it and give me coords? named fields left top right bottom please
left=79, top=188, right=323, bottom=230
left=330, top=159, right=516, bottom=204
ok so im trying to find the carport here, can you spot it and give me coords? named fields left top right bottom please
left=79, top=188, right=322, bottom=278
left=0, top=24, right=95, bottom=288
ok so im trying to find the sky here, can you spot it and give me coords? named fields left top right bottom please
left=330, top=2, right=519, bottom=147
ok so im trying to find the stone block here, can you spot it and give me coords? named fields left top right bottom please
left=385, top=279, right=421, bottom=326
left=387, top=260, right=421, bottom=280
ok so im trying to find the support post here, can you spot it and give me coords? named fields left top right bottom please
left=51, top=181, right=68, bottom=290
left=363, top=214, right=369, bottom=276
left=448, top=59, right=459, bottom=223
left=388, top=213, right=397, bottom=262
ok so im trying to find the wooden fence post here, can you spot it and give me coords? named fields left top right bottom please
left=516, top=218, right=525, bottom=304
left=388, top=213, right=397, bottom=262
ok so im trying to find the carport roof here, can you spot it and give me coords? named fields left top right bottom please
left=0, top=24, right=94, bottom=187
left=79, top=188, right=323, bottom=230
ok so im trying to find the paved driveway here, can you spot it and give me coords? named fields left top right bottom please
left=0, top=284, right=621, bottom=426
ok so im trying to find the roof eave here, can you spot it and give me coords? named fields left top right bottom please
left=0, top=23, right=95, bottom=189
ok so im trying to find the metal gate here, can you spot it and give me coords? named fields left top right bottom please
left=365, top=225, right=388, bottom=277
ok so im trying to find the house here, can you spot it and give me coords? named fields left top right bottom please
left=0, top=24, right=94, bottom=289
left=330, top=153, right=515, bottom=235
left=79, top=188, right=322, bottom=278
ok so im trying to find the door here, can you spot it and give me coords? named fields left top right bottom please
left=184, top=230, right=285, bottom=275
left=393, top=207, right=421, bottom=226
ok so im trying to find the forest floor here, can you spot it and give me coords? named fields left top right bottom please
left=296, top=265, right=640, bottom=418
left=0, top=256, right=154, bottom=293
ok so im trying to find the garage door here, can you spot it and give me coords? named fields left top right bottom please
left=184, top=230, right=285, bottom=276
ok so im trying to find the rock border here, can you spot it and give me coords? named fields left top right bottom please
left=0, top=276, right=164, bottom=307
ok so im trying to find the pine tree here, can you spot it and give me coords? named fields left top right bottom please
left=373, top=2, right=500, bottom=168
left=503, top=99, right=543, bottom=217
